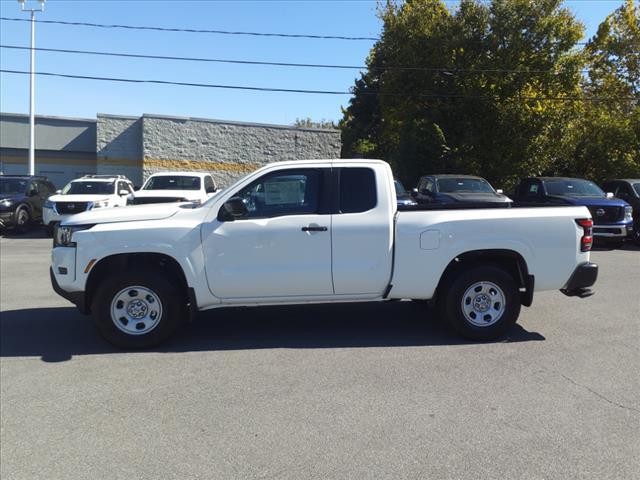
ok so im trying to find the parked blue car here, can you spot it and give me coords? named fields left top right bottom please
left=514, top=177, right=634, bottom=246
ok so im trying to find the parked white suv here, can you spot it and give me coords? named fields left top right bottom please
left=128, top=172, right=217, bottom=206
left=43, top=175, right=134, bottom=234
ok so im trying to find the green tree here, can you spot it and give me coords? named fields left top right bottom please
left=341, top=0, right=585, bottom=188
left=564, top=0, right=640, bottom=181
left=293, top=118, right=337, bottom=129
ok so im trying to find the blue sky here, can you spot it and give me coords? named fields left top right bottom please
left=0, top=0, right=627, bottom=126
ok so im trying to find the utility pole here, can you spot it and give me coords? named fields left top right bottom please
left=18, top=0, right=45, bottom=176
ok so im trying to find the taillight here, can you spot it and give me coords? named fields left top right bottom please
left=576, top=218, right=593, bottom=252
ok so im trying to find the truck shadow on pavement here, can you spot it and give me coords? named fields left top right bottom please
left=0, top=301, right=545, bottom=362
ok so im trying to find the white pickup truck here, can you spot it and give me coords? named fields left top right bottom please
left=50, top=160, right=598, bottom=348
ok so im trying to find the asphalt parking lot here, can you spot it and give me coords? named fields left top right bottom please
left=1, top=232, right=639, bottom=480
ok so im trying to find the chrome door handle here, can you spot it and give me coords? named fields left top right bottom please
left=301, top=226, right=328, bottom=232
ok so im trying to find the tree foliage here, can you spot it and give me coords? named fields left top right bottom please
left=293, top=118, right=337, bottom=129
left=340, top=0, right=640, bottom=188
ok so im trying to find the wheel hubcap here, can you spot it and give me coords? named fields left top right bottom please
left=110, top=286, right=162, bottom=335
left=461, top=281, right=506, bottom=327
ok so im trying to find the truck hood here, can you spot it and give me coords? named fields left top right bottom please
left=0, top=193, right=25, bottom=203
left=441, top=192, right=512, bottom=203
left=61, top=203, right=180, bottom=226
left=133, top=190, right=200, bottom=200
left=48, top=194, right=111, bottom=203
left=549, top=195, right=630, bottom=207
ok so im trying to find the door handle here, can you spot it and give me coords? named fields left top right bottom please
left=301, top=226, right=328, bottom=232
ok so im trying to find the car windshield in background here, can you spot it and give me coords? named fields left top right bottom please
left=0, top=179, right=27, bottom=195
left=633, top=183, right=640, bottom=196
left=143, top=176, right=201, bottom=190
left=62, top=181, right=114, bottom=195
left=394, top=180, right=408, bottom=195
left=544, top=180, right=605, bottom=197
left=437, top=178, right=494, bottom=193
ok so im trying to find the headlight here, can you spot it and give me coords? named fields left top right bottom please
left=624, top=206, right=633, bottom=221
left=89, top=200, right=109, bottom=209
left=44, top=199, right=54, bottom=209
left=0, top=199, right=14, bottom=208
left=53, top=224, right=94, bottom=247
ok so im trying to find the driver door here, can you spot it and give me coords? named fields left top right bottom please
left=201, top=168, right=334, bottom=300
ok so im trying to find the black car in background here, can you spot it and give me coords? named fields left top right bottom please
left=602, top=179, right=640, bottom=243
left=0, top=175, right=56, bottom=232
left=513, top=177, right=634, bottom=246
left=394, top=179, right=417, bottom=207
left=412, top=174, right=512, bottom=204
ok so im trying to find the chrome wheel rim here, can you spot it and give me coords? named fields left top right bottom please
left=17, top=210, right=28, bottom=225
left=461, top=281, right=506, bottom=327
left=110, top=286, right=163, bottom=335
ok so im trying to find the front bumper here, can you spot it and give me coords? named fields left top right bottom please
left=50, top=267, right=88, bottom=313
left=0, top=211, right=16, bottom=228
left=592, top=221, right=633, bottom=239
left=560, top=262, right=598, bottom=298
left=43, top=207, right=71, bottom=226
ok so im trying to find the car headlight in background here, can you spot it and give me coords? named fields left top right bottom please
left=624, top=206, right=633, bottom=222
left=89, top=199, right=109, bottom=209
left=53, top=224, right=94, bottom=247
left=0, top=198, right=14, bottom=208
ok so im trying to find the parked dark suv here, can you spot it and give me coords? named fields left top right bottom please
left=601, top=179, right=640, bottom=244
left=412, top=174, right=511, bottom=205
left=514, top=177, right=633, bottom=246
left=0, top=175, right=57, bottom=232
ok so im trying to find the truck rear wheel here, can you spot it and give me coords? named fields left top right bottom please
left=91, top=269, right=186, bottom=348
left=441, top=266, right=520, bottom=340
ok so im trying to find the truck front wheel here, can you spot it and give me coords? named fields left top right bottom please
left=442, top=266, right=521, bottom=340
left=91, top=269, right=186, bottom=348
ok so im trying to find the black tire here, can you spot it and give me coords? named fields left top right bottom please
left=91, top=268, right=187, bottom=348
left=15, top=207, right=31, bottom=233
left=440, top=265, right=521, bottom=341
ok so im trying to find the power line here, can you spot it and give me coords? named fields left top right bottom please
left=1, top=69, right=636, bottom=102
left=0, top=44, right=592, bottom=75
left=0, top=16, right=589, bottom=45
left=0, top=17, right=378, bottom=41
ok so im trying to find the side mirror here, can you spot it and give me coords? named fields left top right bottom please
left=218, top=197, right=248, bottom=221
left=55, top=189, right=61, bottom=194
left=119, top=189, right=129, bottom=196
left=496, top=189, right=504, bottom=194
left=606, top=192, right=614, bottom=199
left=411, top=188, right=418, bottom=198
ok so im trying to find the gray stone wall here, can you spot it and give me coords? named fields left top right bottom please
left=141, top=115, right=341, bottom=186
left=96, top=114, right=144, bottom=185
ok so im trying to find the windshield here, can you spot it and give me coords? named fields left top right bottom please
left=0, top=178, right=28, bottom=195
left=544, top=179, right=605, bottom=197
left=394, top=180, right=407, bottom=195
left=437, top=177, right=494, bottom=193
left=62, top=181, right=114, bottom=195
left=143, top=176, right=201, bottom=191
left=633, top=183, right=640, bottom=196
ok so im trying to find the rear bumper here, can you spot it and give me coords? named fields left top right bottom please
left=50, top=267, right=88, bottom=314
left=560, top=262, right=598, bottom=298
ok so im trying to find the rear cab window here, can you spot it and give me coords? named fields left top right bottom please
left=338, top=167, right=377, bottom=213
